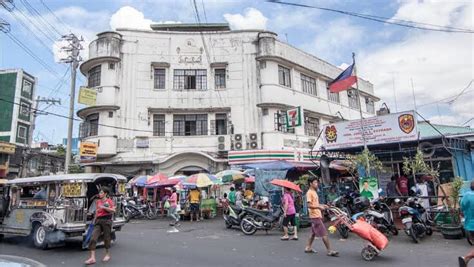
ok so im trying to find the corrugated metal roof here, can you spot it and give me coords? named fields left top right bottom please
left=418, top=122, right=474, bottom=139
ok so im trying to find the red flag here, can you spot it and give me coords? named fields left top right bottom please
left=329, top=63, right=357, bottom=93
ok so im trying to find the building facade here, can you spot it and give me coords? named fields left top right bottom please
left=78, top=24, right=378, bottom=176
left=0, top=69, right=37, bottom=178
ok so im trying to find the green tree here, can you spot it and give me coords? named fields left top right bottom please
left=349, top=148, right=383, bottom=177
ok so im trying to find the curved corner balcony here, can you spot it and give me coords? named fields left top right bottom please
left=80, top=56, right=120, bottom=76
left=77, top=105, right=120, bottom=119
left=80, top=31, right=122, bottom=75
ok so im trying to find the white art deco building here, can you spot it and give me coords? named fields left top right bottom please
left=78, top=23, right=379, bottom=176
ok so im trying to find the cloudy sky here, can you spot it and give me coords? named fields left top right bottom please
left=0, top=0, right=472, bottom=144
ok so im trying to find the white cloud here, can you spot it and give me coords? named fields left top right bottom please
left=300, top=18, right=365, bottom=63
left=223, top=8, right=268, bottom=30
left=109, top=6, right=181, bottom=31
left=358, top=1, right=473, bottom=126
left=110, top=6, right=154, bottom=30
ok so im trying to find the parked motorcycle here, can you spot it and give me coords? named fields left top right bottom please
left=240, top=207, right=283, bottom=235
left=397, top=197, right=432, bottom=243
left=354, top=198, right=398, bottom=237
left=223, top=205, right=247, bottom=229
left=122, top=199, right=157, bottom=221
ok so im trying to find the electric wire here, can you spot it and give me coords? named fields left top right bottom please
left=267, top=0, right=474, bottom=33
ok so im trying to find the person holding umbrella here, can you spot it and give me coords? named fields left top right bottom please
left=281, top=187, right=298, bottom=241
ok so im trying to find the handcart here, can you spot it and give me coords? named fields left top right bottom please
left=327, top=207, right=389, bottom=261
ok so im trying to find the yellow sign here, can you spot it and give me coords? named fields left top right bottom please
left=62, top=183, right=83, bottom=197
left=78, top=87, right=97, bottom=106
left=80, top=142, right=98, bottom=163
left=0, top=141, right=16, bottom=154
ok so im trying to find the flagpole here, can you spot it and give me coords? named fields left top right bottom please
left=352, top=52, right=370, bottom=175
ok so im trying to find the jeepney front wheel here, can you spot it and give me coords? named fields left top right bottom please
left=32, top=224, right=48, bottom=249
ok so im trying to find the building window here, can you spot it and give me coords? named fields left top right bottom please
left=215, top=113, right=227, bottom=135
left=348, top=89, right=359, bottom=109
left=214, top=68, right=226, bottom=89
left=153, top=114, right=165, bottom=136
left=16, top=123, right=28, bottom=144
left=274, top=111, right=295, bottom=134
left=18, top=101, right=31, bottom=121
left=301, top=74, right=317, bottom=96
left=22, top=79, right=33, bottom=99
left=108, top=63, right=115, bottom=70
left=154, top=68, right=166, bottom=89
left=326, top=82, right=340, bottom=103
left=278, top=65, right=291, bottom=87
left=80, top=113, right=99, bottom=138
left=88, top=65, right=101, bottom=87
left=304, top=115, right=320, bottom=137
left=108, top=111, right=113, bottom=118
left=173, top=114, right=208, bottom=136
left=366, top=97, right=375, bottom=114
left=173, top=69, right=207, bottom=90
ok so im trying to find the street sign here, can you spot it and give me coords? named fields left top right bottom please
left=322, top=110, right=418, bottom=150
left=79, top=142, right=98, bottom=163
left=78, top=87, right=97, bottom=106
left=285, top=106, right=302, bottom=128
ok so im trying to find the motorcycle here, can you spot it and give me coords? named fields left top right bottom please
left=223, top=205, right=247, bottom=229
left=353, top=198, right=398, bottom=237
left=240, top=207, right=283, bottom=235
left=397, top=197, right=432, bottom=243
left=122, top=199, right=157, bottom=221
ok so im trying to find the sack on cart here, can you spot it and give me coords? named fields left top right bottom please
left=351, top=220, right=388, bottom=250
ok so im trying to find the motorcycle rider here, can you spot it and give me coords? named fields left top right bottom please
left=304, top=177, right=339, bottom=257
left=459, top=181, right=474, bottom=267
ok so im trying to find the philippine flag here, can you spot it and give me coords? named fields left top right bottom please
left=328, top=63, right=357, bottom=93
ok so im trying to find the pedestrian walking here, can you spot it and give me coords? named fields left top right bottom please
left=304, top=177, right=339, bottom=257
left=188, top=187, right=201, bottom=222
left=85, top=187, right=116, bottom=265
left=228, top=187, right=236, bottom=205
left=168, top=188, right=180, bottom=226
left=281, top=187, right=298, bottom=241
left=459, top=181, right=474, bottom=267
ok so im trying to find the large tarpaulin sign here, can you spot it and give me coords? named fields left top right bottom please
left=80, top=142, right=98, bottom=163
left=322, top=111, right=418, bottom=150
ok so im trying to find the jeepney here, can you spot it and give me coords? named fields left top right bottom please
left=0, top=173, right=127, bottom=249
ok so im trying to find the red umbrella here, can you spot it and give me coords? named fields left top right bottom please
left=270, top=179, right=302, bottom=193
left=146, top=173, right=179, bottom=187
left=244, top=176, right=255, bottom=183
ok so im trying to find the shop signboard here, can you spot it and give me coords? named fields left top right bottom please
left=0, top=141, right=16, bottom=154
left=79, top=142, right=98, bottom=163
left=285, top=106, right=302, bottom=128
left=322, top=110, right=417, bottom=150
left=359, top=176, right=379, bottom=200
left=78, top=87, right=97, bottom=106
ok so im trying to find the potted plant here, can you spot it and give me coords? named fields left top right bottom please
left=439, top=177, right=464, bottom=239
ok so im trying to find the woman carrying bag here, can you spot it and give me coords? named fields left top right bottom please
left=168, top=188, right=180, bottom=226
left=85, top=187, right=116, bottom=265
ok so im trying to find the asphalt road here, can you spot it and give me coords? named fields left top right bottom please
left=0, top=218, right=469, bottom=267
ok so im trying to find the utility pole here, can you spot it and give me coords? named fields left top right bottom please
left=60, top=33, right=83, bottom=173
left=30, top=96, right=61, bottom=146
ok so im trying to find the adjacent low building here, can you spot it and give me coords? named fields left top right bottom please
left=78, top=23, right=378, bottom=176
